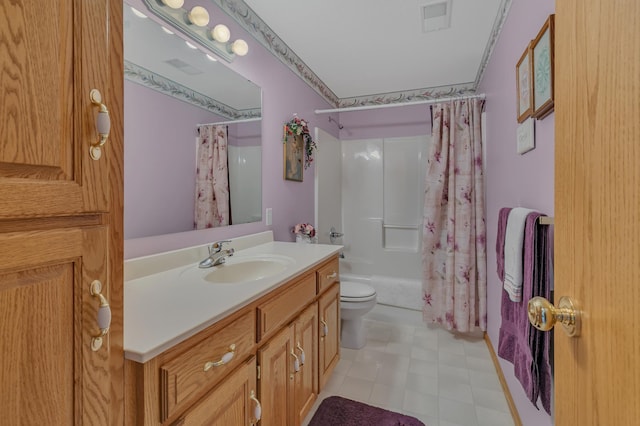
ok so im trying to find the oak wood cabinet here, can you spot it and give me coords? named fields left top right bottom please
left=125, top=256, right=340, bottom=426
left=0, top=1, right=124, bottom=425
left=318, top=283, right=340, bottom=391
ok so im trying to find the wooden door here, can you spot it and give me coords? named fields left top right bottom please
left=293, top=303, right=318, bottom=426
left=318, top=283, right=340, bottom=391
left=0, top=0, right=114, bottom=217
left=0, top=226, right=113, bottom=425
left=177, top=356, right=259, bottom=426
left=258, top=324, right=294, bottom=425
left=554, top=0, right=640, bottom=424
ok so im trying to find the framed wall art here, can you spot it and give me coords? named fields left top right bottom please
left=516, top=44, right=534, bottom=123
left=283, top=133, right=304, bottom=182
left=517, top=117, right=535, bottom=154
left=532, top=14, right=555, bottom=119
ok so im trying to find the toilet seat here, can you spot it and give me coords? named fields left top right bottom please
left=340, top=281, right=376, bottom=303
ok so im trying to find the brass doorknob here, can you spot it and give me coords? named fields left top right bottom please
left=527, top=296, right=581, bottom=337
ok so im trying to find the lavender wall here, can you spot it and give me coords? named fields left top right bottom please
left=228, top=120, right=261, bottom=147
left=478, top=1, right=555, bottom=425
left=124, top=80, right=223, bottom=239
left=338, top=103, right=431, bottom=141
left=125, top=0, right=337, bottom=258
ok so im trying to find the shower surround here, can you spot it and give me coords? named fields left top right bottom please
left=339, top=136, right=429, bottom=311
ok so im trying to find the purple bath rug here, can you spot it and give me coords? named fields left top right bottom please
left=307, top=396, right=425, bottom=426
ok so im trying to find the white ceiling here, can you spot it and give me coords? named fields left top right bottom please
left=243, top=0, right=505, bottom=100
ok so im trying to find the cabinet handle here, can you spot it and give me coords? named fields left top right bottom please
left=320, top=319, right=329, bottom=337
left=296, top=342, right=306, bottom=365
left=89, top=89, right=111, bottom=160
left=290, top=349, right=300, bottom=372
left=326, top=271, right=337, bottom=280
left=90, top=280, right=111, bottom=351
left=250, top=390, right=262, bottom=423
left=203, top=344, right=236, bottom=371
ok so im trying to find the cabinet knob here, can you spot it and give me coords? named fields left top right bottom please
left=90, top=280, right=111, bottom=351
left=204, top=344, right=236, bottom=371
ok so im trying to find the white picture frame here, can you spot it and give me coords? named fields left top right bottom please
left=517, top=117, right=535, bottom=154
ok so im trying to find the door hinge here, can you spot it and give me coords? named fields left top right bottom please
left=257, top=365, right=261, bottom=380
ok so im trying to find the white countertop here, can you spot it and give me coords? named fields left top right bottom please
left=124, top=240, right=342, bottom=363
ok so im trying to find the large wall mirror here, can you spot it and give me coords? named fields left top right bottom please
left=124, top=2, right=262, bottom=240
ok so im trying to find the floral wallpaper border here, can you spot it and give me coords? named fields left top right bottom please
left=124, top=60, right=262, bottom=120
left=210, top=0, right=513, bottom=108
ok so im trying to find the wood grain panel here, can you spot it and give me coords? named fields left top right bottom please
left=555, top=0, right=640, bottom=424
left=178, top=357, right=257, bottom=426
left=160, top=310, right=256, bottom=421
left=257, top=273, right=316, bottom=341
left=259, top=325, right=293, bottom=426
left=318, top=283, right=340, bottom=391
left=316, top=257, right=339, bottom=293
left=0, top=0, right=111, bottom=217
left=0, top=264, right=74, bottom=425
left=294, top=303, right=318, bottom=426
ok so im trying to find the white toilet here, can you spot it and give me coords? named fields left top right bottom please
left=340, top=281, right=377, bottom=349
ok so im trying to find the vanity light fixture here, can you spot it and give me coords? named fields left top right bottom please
left=210, top=24, right=231, bottom=43
left=141, top=0, right=245, bottom=62
left=187, top=6, right=210, bottom=27
left=160, top=0, right=184, bottom=9
left=230, top=39, right=249, bottom=56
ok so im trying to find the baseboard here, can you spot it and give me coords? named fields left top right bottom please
left=484, top=333, right=523, bottom=426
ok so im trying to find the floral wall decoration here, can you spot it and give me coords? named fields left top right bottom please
left=283, top=116, right=317, bottom=170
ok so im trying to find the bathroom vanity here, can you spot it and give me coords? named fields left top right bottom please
left=124, top=233, right=341, bottom=425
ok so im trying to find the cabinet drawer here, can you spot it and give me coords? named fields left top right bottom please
left=160, top=310, right=255, bottom=421
left=257, top=273, right=316, bottom=341
left=317, top=257, right=339, bottom=293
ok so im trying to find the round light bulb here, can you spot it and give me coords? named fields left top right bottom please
left=231, top=39, right=249, bottom=56
left=188, top=6, right=209, bottom=27
left=161, top=0, right=184, bottom=8
left=211, top=24, right=231, bottom=43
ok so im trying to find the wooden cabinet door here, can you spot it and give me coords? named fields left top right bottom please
left=293, top=303, right=318, bottom=426
left=318, top=283, right=340, bottom=391
left=258, top=324, right=294, bottom=426
left=0, top=0, right=115, bottom=217
left=0, top=225, right=115, bottom=425
left=177, top=356, right=259, bottom=426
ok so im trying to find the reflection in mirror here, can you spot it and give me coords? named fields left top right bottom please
left=123, top=3, right=262, bottom=240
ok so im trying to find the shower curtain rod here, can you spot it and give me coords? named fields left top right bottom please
left=314, top=93, right=486, bottom=114
left=197, top=117, right=262, bottom=127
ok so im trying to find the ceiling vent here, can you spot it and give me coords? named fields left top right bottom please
left=422, top=0, right=452, bottom=33
left=164, top=58, right=203, bottom=76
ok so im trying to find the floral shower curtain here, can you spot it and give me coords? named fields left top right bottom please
left=194, top=124, right=230, bottom=229
left=422, top=99, right=487, bottom=332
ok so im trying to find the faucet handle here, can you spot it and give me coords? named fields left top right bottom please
left=209, top=240, right=232, bottom=254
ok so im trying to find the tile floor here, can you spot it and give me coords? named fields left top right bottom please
left=303, top=304, right=514, bottom=426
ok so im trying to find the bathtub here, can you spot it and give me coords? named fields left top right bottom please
left=339, top=265, right=423, bottom=312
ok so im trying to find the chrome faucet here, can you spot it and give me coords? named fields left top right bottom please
left=198, top=240, right=235, bottom=268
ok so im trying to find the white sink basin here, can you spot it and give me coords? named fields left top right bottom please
left=201, top=254, right=295, bottom=284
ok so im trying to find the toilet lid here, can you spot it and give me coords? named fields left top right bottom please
left=341, top=281, right=376, bottom=302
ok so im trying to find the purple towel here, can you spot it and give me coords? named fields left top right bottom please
left=498, top=212, right=553, bottom=414
left=496, top=207, right=512, bottom=282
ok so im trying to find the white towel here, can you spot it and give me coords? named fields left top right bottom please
left=503, top=207, right=536, bottom=302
